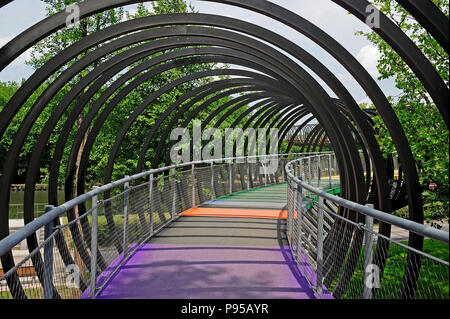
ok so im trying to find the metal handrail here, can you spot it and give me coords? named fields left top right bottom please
left=285, top=156, right=449, bottom=244
left=0, top=152, right=330, bottom=258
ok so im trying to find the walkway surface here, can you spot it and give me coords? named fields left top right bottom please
left=92, top=208, right=318, bottom=299
left=85, top=183, right=341, bottom=299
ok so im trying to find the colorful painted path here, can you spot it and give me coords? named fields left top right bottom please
left=91, top=207, right=319, bottom=299
left=87, top=183, right=339, bottom=299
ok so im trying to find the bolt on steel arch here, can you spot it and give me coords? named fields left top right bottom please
left=0, top=0, right=448, bottom=299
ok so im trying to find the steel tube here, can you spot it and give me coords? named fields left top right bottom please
left=286, top=159, right=449, bottom=244
left=90, top=187, right=99, bottom=299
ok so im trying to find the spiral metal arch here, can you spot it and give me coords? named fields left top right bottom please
left=0, top=0, right=447, bottom=299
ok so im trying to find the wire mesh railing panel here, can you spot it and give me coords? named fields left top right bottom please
left=212, top=164, right=226, bottom=197
left=130, top=182, right=152, bottom=239
left=176, top=169, right=194, bottom=211
left=218, top=164, right=231, bottom=196
left=160, top=175, right=177, bottom=222
left=325, top=222, right=366, bottom=299
left=234, top=162, right=247, bottom=192
left=195, top=166, right=214, bottom=202
left=50, top=220, right=89, bottom=299
left=285, top=154, right=449, bottom=299
left=248, top=161, right=263, bottom=188
left=411, top=248, right=449, bottom=299
left=0, top=224, right=48, bottom=299
left=151, top=175, right=170, bottom=229
left=368, top=233, right=449, bottom=299
left=5, top=152, right=387, bottom=299
left=60, top=212, right=94, bottom=297
left=0, top=215, right=92, bottom=299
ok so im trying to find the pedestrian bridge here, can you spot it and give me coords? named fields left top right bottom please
left=0, top=153, right=448, bottom=299
left=79, top=174, right=338, bottom=299
left=0, top=0, right=448, bottom=300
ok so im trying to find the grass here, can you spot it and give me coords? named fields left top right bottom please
left=1, top=211, right=173, bottom=299
left=0, top=284, right=82, bottom=299
left=334, top=239, right=449, bottom=299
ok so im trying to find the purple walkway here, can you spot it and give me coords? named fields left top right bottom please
left=92, top=243, right=318, bottom=299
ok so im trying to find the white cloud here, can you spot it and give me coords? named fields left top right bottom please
left=356, top=45, right=381, bottom=79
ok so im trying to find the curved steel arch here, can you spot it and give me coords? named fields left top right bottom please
left=225, top=103, right=303, bottom=158
left=0, top=12, right=400, bottom=228
left=333, top=0, right=448, bottom=126
left=0, top=4, right=440, bottom=234
left=152, top=92, right=293, bottom=170
left=76, top=71, right=280, bottom=214
left=74, top=43, right=368, bottom=220
left=0, top=0, right=445, bottom=299
left=285, top=117, right=316, bottom=153
left=22, top=47, right=292, bottom=276
left=60, top=22, right=372, bottom=298
left=156, top=95, right=282, bottom=170
left=10, top=19, right=322, bottom=215
left=31, top=32, right=304, bottom=214
left=1, top=13, right=388, bottom=222
left=52, top=46, right=283, bottom=196
left=100, top=72, right=288, bottom=187
left=394, top=0, right=449, bottom=53
left=0, top=0, right=447, bottom=122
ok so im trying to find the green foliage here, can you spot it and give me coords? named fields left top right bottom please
left=356, top=0, right=449, bottom=217
left=337, top=239, right=449, bottom=299
left=27, top=0, right=124, bottom=71
left=1, top=0, right=252, bottom=191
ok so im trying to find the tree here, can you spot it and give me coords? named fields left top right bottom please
left=356, top=0, right=449, bottom=221
left=25, top=0, right=125, bottom=191
left=0, top=81, right=20, bottom=173
left=20, top=0, right=248, bottom=188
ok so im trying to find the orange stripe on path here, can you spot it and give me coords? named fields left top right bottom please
left=180, top=207, right=288, bottom=219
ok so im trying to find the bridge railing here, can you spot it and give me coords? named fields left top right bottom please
left=8, top=203, right=47, bottom=220
left=0, top=152, right=330, bottom=299
left=285, top=154, right=449, bottom=299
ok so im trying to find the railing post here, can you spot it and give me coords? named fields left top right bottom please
left=287, top=179, right=294, bottom=244
left=171, top=168, right=176, bottom=220
left=264, top=162, right=267, bottom=186
left=43, top=205, right=55, bottom=299
left=328, top=154, right=332, bottom=189
left=296, top=182, right=303, bottom=262
left=308, top=157, right=312, bottom=183
left=149, top=173, right=154, bottom=235
left=210, top=162, right=214, bottom=201
left=123, top=176, right=130, bottom=258
left=317, top=155, right=321, bottom=188
left=246, top=160, right=250, bottom=190
left=229, top=161, right=233, bottom=194
left=90, top=186, right=99, bottom=299
left=363, top=203, right=375, bottom=299
left=316, top=196, right=324, bottom=297
left=334, top=156, right=338, bottom=176
left=191, top=164, right=195, bottom=207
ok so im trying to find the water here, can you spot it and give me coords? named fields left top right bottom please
left=9, top=190, right=92, bottom=219
left=9, top=190, right=66, bottom=205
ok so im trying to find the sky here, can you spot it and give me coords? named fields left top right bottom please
left=0, top=0, right=401, bottom=105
